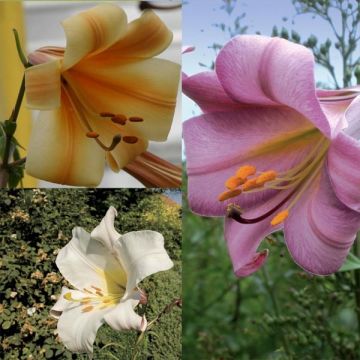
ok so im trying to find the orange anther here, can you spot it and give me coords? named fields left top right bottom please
left=218, top=189, right=242, bottom=202
left=225, top=176, right=244, bottom=190
left=86, top=131, right=99, bottom=139
left=129, top=116, right=144, bottom=122
left=100, top=112, right=115, bottom=117
left=242, top=178, right=261, bottom=191
left=123, top=136, right=138, bottom=144
left=256, top=170, right=278, bottom=186
left=235, top=165, right=256, bottom=180
left=82, top=306, right=94, bottom=313
left=111, top=114, right=127, bottom=125
left=270, top=210, right=289, bottom=226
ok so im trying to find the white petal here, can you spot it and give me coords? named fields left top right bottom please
left=90, top=206, right=120, bottom=252
left=56, top=295, right=109, bottom=354
left=56, top=227, right=126, bottom=294
left=114, top=230, right=174, bottom=296
left=104, top=290, right=147, bottom=331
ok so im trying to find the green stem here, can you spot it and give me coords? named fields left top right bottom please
left=0, top=75, right=26, bottom=188
left=262, top=266, right=292, bottom=359
left=353, top=234, right=360, bottom=333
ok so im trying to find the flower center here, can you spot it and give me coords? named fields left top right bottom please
left=61, top=76, right=143, bottom=152
left=218, top=133, right=330, bottom=226
left=64, top=285, right=124, bottom=313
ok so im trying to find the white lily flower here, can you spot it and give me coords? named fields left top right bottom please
left=50, top=206, right=174, bottom=354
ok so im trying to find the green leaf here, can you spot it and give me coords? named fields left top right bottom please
left=2, top=320, right=11, bottom=329
left=8, top=163, right=24, bottom=188
left=339, top=253, right=360, bottom=272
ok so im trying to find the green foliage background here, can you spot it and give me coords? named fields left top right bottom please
left=0, top=189, right=181, bottom=360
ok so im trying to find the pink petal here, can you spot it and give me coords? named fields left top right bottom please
left=327, top=132, right=360, bottom=212
left=184, top=107, right=319, bottom=216
left=285, top=168, right=360, bottom=275
left=183, top=71, right=241, bottom=113
left=343, top=95, right=360, bottom=140
left=224, top=190, right=287, bottom=276
left=182, top=45, right=195, bottom=54
left=215, top=35, right=336, bottom=138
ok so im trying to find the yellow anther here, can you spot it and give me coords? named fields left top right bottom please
left=63, top=292, right=72, bottom=301
left=235, top=165, right=256, bottom=180
left=256, top=170, right=278, bottom=186
left=82, top=306, right=94, bottom=313
left=96, top=290, right=104, bottom=297
left=270, top=210, right=289, bottom=226
left=218, top=189, right=242, bottom=202
left=86, top=131, right=99, bottom=139
left=80, top=300, right=91, bottom=305
left=242, top=178, right=262, bottom=191
left=225, top=176, right=244, bottom=190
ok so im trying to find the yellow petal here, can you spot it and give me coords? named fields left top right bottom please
left=61, top=4, right=127, bottom=70
left=66, top=58, right=180, bottom=141
left=25, top=60, right=61, bottom=110
left=25, top=93, right=105, bottom=186
left=93, top=10, right=173, bottom=61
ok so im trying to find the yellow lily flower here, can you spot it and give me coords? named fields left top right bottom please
left=24, top=4, right=180, bottom=186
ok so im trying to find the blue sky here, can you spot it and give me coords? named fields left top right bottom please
left=183, top=0, right=351, bottom=120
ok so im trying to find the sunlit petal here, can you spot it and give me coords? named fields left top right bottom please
left=25, top=94, right=105, bottom=186
left=62, top=4, right=127, bottom=70
left=25, top=60, right=61, bottom=109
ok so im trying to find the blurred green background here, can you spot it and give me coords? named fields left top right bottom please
left=0, top=189, right=181, bottom=359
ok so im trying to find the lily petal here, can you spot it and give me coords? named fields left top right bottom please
left=327, top=132, right=360, bottom=212
left=25, top=93, right=105, bottom=186
left=25, top=60, right=61, bottom=110
left=285, top=169, right=360, bottom=275
left=104, top=291, right=147, bottom=332
left=114, top=231, right=173, bottom=296
left=93, top=10, right=173, bottom=60
left=55, top=291, right=108, bottom=354
left=343, top=95, right=360, bottom=140
left=184, top=107, right=320, bottom=216
left=182, top=71, right=241, bottom=113
left=224, top=190, right=286, bottom=276
left=50, top=287, right=76, bottom=319
left=91, top=206, right=120, bottom=252
left=216, top=35, right=335, bottom=138
left=67, top=58, right=180, bottom=141
left=56, top=226, right=127, bottom=294
left=62, top=4, right=127, bottom=70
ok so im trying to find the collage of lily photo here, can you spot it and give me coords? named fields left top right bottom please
left=0, top=0, right=359, bottom=359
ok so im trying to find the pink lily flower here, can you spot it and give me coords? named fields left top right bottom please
left=183, top=35, right=360, bottom=276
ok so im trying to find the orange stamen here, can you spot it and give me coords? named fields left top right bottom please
left=86, top=131, right=99, bottom=139
left=242, top=178, right=262, bottom=191
left=270, top=210, right=289, bottom=226
left=129, top=116, right=144, bottom=122
left=225, top=176, right=245, bottom=190
left=218, top=189, right=242, bottom=202
left=235, top=165, right=256, bottom=180
left=123, top=136, right=138, bottom=144
left=100, top=112, right=115, bottom=117
left=256, top=170, right=278, bottom=186
left=82, top=306, right=94, bottom=313
left=111, top=114, right=127, bottom=125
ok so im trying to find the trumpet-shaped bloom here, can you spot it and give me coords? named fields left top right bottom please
left=183, top=35, right=360, bottom=276
left=50, top=207, right=173, bottom=354
left=25, top=4, right=180, bottom=186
